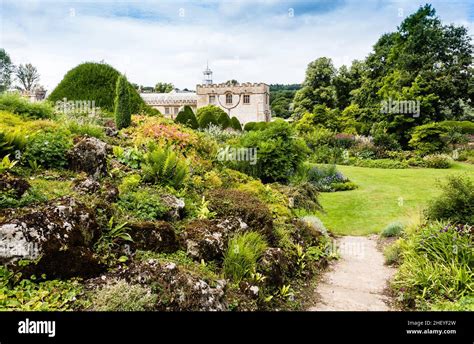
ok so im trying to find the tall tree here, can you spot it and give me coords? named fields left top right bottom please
left=332, top=60, right=365, bottom=110
left=225, top=79, right=239, bottom=86
left=0, top=48, right=14, bottom=92
left=293, top=57, right=336, bottom=116
left=15, top=63, right=40, bottom=92
left=352, top=4, right=473, bottom=143
left=154, top=82, right=174, bottom=93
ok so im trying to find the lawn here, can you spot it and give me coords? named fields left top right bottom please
left=316, top=162, right=474, bottom=236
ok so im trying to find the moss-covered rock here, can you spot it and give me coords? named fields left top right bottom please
left=129, top=221, right=179, bottom=254
left=0, top=173, right=31, bottom=198
left=207, top=189, right=274, bottom=242
left=112, top=259, right=227, bottom=311
left=68, top=137, right=109, bottom=178
left=0, top=197, right=103, bottom=278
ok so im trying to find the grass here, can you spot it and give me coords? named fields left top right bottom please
left=317, top=162, right=474, bottom=235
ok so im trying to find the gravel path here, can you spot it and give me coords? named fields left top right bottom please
left=308, top=235, right=395, bottom=311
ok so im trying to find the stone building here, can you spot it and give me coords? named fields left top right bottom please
left=196, top=82, right=271, bottom=124
left=140, top=64, right=271, bottom=124
left=140, top=90, right=197, bottom=119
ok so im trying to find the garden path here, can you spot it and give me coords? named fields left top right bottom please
left=308, top=235, right=395, bottom=311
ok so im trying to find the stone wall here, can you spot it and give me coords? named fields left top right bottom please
left=196, top=83, right=271, bottom=124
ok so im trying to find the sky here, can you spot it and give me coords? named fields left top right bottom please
left=1, top=0, right=473, bottom=91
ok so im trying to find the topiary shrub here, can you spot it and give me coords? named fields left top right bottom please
left=114, top=74, right=131, bottom=129
left=216, top=111, right=231, bottom=129
left=197, top=105, right=226, bottom=129
left=175, top=106, right=198, bottom=129
left=48, top=62, right=146, bottom=114
left=230, top=116, right=242, bottom=131
left=425, top=175, right=473, bottom=225
left=243, top=122, right=257, bottom=131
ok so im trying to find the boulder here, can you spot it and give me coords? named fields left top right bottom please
left=161, top=194, right=185, bottom=221
left=72, top=177, right=100, bottom=194
left=104, top=120, right=118, bottom=137
left=0, top=197, right=103, bottom=278
left=68, top=137, right=109, bottom=178
left=117, top=259, right=227, bottom=311
left=129, top=221, right=179, bottom=253
left=183, top=217, right=248, bottom=262
left=207, top=189, right=274, bottom=242
left=0, top=173, right=31, bottom=198
left=102, top=182, right=119, bottom=203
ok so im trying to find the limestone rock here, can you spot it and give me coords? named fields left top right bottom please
left=161, top=194, right=185, bottom=221
left=0, top=173, right=31, bottom=198
left=183, top=217, right=248, bottom=262
left=68, top=137, right=109, bottom=178
left=72, top=177, right=100, bottom=194
left=0, top=197, right=102, bottom=278
left=118, top=259, right=228, bottom=311
left=129, top=221, right=179, bottom=253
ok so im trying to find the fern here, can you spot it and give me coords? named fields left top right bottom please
left=143, top=146, right=188, bottom=189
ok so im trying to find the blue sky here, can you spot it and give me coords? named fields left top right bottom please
left=1, top=0, right=472, bottom=90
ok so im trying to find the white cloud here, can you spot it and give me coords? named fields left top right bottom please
left=1, top=0, right=472, bottom=91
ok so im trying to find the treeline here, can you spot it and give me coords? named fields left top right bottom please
left=278, top=5, right=473, bottom=148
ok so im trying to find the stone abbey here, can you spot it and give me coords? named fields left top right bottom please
left=140, top=64, right=271, bottom=125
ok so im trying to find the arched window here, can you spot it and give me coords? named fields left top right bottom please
left=226, top=93, right=233, bottom=104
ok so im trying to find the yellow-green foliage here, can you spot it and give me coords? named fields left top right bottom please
left=0, top=110, right=59, bottom=135
left=237, top=180, right=291, bottom=219
left=0, top=267, right=82, bottom=311
left=223, top=231, right=268, bottom=282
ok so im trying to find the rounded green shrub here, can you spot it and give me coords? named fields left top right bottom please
left=237, top=119, right=308, bottom=183
left=48, top=62, right=145, bottom=113
left=175, top=106, right=198, bottom=129
left=381, top=222, right=404, bottom=237
left=244, top=122, right=256, bottom=131
left=426, top=175, right=473, bottom=225
left=216, top=111, right=231, bottom=129
left=197, top=105, right=226, bottom=129
left=230, top=116, right=242, bottom=131
left=23, top=130, right=73, bottom=168
left=0, top=93, right=54, bottom=119
left=422, top=154, right=452, bottom=169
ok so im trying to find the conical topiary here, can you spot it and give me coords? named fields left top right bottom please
left=230, top=116, right=242, bottom=131
left=175, top=105, right=198, bottom=129
left=114, top=74, right=131, bottom=129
